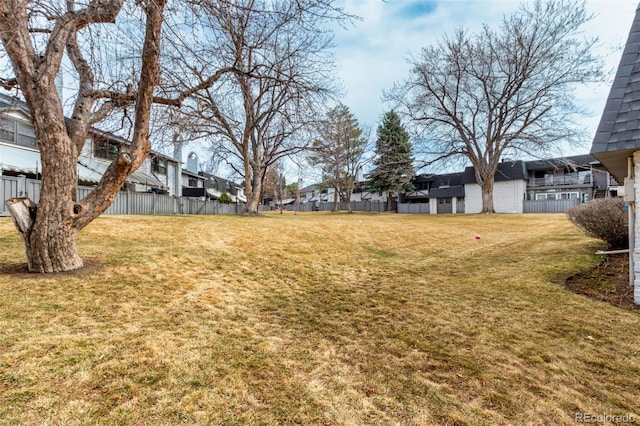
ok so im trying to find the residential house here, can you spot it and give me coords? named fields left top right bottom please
left=182, top=169, right=206, bottom=191
left=463, top=161, right=528, bottom=214
left=0, top=92, right=180, bottom=202
left=351, top=181, right=388, bottom=203
left=525, top=155, right=613, bottom=202
left=402, top=155, right=614, bottom=214
left=404, top=173, right=435, bottom=201
left=200, top=172, right=246, bottom=203
left=403, top=161, right=527, bottom=214
left=405, top=172, right=466, bottom=213
left=179, top=151, right=209, bottom=198
left=80, top=128, right=178, bottom=195
left=180, top=174, right=246, bottom=203
left=299, top=184, right=330, bottom=207
left=589, top=4, right=640, bottom=304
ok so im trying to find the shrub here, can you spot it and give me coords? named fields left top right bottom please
left=566, top=197, right=628, bottom=250
left=218, top=192, right=233, bottom=204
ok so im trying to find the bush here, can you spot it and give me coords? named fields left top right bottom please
left=566, top=197, right=628, bottom=250
left=218, top=192, right=233, bottom=204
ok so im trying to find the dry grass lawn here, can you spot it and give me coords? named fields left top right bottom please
left=0, top=212, right=639, bottom=425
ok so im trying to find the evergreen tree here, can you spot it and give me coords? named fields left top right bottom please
left=369, top=110, right=415, bottom=211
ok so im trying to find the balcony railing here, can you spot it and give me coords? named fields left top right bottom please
left=528, top=174, right=591, bottom=187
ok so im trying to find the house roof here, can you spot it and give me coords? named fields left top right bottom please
left=425, top=186, right=465, bottom=199
left=182, top=168, right=204, bottom=178
left=433, top=171, right=465, bottom=187
left=525, top=154, right=597, bottom=172
left=0, top=141, right=165, bottom=188
left=0, top=93, right=31, bottom=116
left=77, top=155, right=165, bottom=188
left=461, top=160, right=528, bottom=184
left=300, top=184, right=318, bottom=192
left=199, top=171, right=241, bottom=187
left=590, top=6, right=640, bottom=182
left=0, top=91, right=177, bottom=163
left=414, top=174, right=436, bottom=183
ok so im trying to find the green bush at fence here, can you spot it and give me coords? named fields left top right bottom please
left=218, top=192, right=233, bottom=204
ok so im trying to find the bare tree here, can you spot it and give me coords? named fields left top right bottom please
left=0, top=0, right=172, bottom=272
left=309, top=104, right=367, bottom=214
left=388, top=0, right=603, bottom=213
left=261, top=162, right=284, bottom=211
left=0, top=0, right=340, bottom=270
left=163, top=0, right=346, bottom=214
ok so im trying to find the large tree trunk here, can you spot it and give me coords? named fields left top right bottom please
left=7, top=197, right=83, bottom=272
left=387, top=193, right=393, bottom=212
left=344, top=190, right=353, bottom=214
left=6, top=126, right=84, bottom=272
left=245, top=169, right=263, bottom=215
left=481, top=177, right=496, bottom=214
left=246, top=189, right=262, bottom=215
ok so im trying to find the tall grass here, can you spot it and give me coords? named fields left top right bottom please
left=0, top=213, right=638, bottom=425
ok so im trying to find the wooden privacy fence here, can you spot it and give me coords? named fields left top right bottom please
left=523, top=199, right=580, bottom=213
left=317, top=201, right=391, bottom=213
left=2, top=175, right=586, bottom=216
left=1, top=175, right=249, bottom=216
left=283, top=203, right=314, bottom=213
left=400, top=199, right=579, bottom=214
left=397, top=203, right=431, bottom=214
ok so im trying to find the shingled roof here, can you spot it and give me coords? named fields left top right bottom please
left=590, top=5, right=640, bottom=182
left=525, top=154, right=597, bottom=172
left=461, top=160, right=528, bottom=184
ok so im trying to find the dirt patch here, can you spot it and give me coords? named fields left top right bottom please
left=0, top=257, right=102, bottom=279
left=565, top=253, right=639, bottom=311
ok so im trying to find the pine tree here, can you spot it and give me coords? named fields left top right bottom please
left=369, top=110, right=415, bottom=211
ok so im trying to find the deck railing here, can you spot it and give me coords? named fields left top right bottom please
left=528, top=174, right=591, bottom=187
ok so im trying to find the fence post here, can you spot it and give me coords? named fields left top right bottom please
left=17, top=174, right=26, bottom=198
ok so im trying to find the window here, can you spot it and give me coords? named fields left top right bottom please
left=535, top=192, right=578, bottom=200
left=0, top=118, right=15, bottom=143
left=94, top=137, right=120, bottom=160
left=0, top=118, right=37, bottom=148
left=16, top=122, right=36, bottom=148
left=188, top=177, right=198, bottom=187
left=559, top=192, right=578, bottom=200
left=536, top=193, right=556, bottom=200
left=152, top=157, right=167, bottom=174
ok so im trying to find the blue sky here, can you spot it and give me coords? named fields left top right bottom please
left=332, top=0, right=639, bottom=157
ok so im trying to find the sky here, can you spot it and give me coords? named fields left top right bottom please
left=331, top=0, right=639, bottom=161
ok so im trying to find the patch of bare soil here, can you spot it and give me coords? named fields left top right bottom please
left=0, top=257, right=102, bottom=279
left=565, top=253, right=639, bottom=311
